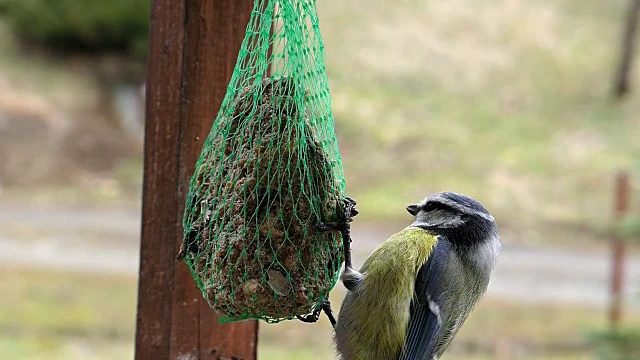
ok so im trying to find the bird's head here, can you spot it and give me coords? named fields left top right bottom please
left=407, top=192, right=497, bottom=247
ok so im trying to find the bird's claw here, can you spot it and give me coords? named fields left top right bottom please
left=296, top=298, right=336, bottom=327
left=315, top=197, right=359, bottom=233
left=296, top=313, right=320, bottom=323
left=343, top=196, right=359, bottom=220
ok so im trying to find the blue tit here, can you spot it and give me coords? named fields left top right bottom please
left=334, top=191, right=502, bottom=360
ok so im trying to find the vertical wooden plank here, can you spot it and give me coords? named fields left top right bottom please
left=199, top=0, right=260, bottom=357
left=135, top=0, right=186, bottom=359
left=613, top=0, right=640, bottom=98
left=137, top=0, right=258, bottom=358
left=609, top=171, right=630, bottom=328
left=179, top=0, right=260, bottom=358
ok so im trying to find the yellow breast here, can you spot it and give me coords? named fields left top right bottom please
left=344, top=227, right=438, bottom=360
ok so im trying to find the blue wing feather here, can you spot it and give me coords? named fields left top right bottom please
left=400, top=240, right=452, bottom=360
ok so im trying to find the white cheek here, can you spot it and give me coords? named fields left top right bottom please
left=473, top=235, right=501, bottom=275
left=484, top=235, right=502, bottom=267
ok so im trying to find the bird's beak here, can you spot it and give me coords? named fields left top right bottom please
left=406, top=204, right=419, bottom=216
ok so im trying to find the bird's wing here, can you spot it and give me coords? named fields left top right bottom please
left=400, top=240, right=452, bottom=360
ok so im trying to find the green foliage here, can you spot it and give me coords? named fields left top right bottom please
left=588, top=328, right=640, bottom=360
left=180, top=0, right=346, bottom=323
left=616, top=215, right=640, bottom=241
left=0, top=0, right=149, bottom=57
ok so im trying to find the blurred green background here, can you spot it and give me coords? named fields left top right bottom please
left=2, top=0, right=640, bottom=359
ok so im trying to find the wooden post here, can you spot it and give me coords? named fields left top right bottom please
left=609, top=171, right=630, bottom=329
left=613, top=0, right=640, bottom=98
left=135, top=0, right=258, bottom=359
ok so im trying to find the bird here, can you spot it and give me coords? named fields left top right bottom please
left=334, top=191, right=502, bottom=360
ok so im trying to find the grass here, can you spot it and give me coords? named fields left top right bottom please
left=2, top=336, right=133, bottom=360
left=0, top=268, right=136, bottom=336
left=4, top=266, right=640, bottom=359
left=1, top=268, right=136, bottom=359
left=313, top=0, right=640, bottom=245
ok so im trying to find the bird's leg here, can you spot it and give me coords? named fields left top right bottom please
left=296, top=298, right=337, bottom=328
left=298, top=198, right=359, bottom=326
left=316, top=197, right=363, bottom=291
left=338, top=222, right=363, bottom=291
left=321, top=299, right=337, bottom=327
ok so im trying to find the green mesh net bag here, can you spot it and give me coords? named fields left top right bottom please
left=179, top=0, right=348, bottom=323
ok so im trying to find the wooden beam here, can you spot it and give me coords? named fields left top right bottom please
left=136, top=0, right=258, bottom=359
left=609, top=171, right=630, bottom=329
left=613, top=0, right=640, bottom=98
left=135, top=0, right=185, bottom=357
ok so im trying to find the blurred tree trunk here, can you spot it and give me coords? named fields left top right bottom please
left=93, top=55, right=146, bottom=150
left=613, top=0, right=640, bottom=99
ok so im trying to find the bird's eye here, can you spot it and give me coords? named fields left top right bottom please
left=424, top=202, right=437, bottom=212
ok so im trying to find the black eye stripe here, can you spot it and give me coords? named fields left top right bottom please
left=423, top=201, right=455, bottom=212
left=423, top=202, right=437, bottom=211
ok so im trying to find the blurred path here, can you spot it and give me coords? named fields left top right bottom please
left=350, top=223, right=640, bottom=309
left=2, top=203, right=640, bottom=308
left=0, top=203, right=141, bottom=275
